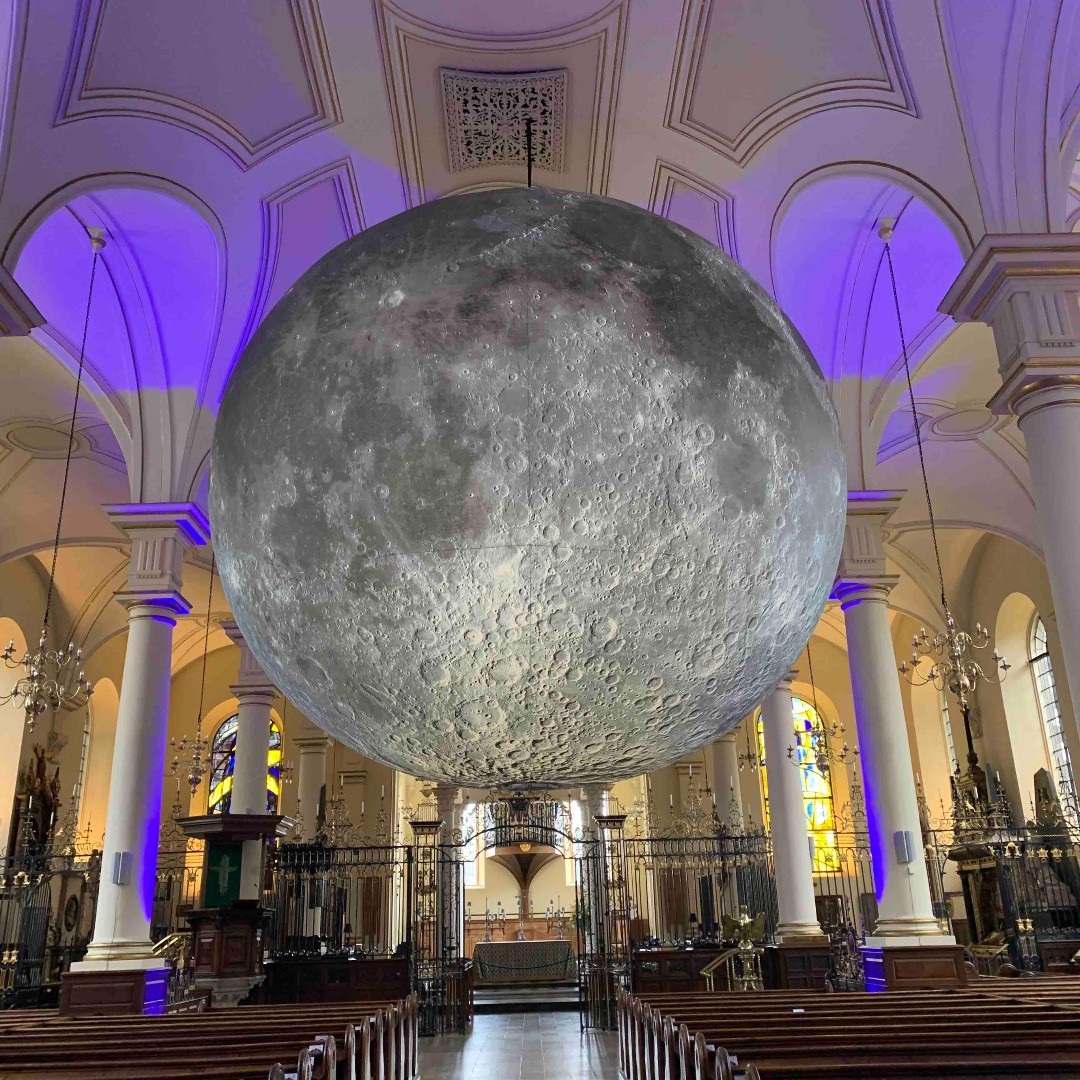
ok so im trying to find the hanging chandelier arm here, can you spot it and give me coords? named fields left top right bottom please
left=882, top=239, right=947, bottom=613
left=195, top=552, right=216, bottom=736
left=43, top=246, right=101, bottom=635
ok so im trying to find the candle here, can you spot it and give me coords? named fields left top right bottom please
left=381, top=785, right=385, bottom=799
left=669, top=794, right=674, bottom=809
left=361, top=800, right=365, bottom=817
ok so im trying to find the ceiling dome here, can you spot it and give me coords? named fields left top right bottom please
left=211, top=188, right=846, bottom=788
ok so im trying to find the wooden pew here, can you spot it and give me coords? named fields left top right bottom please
left=621, top=984, right=1080, bottom=1080
left=0, top=996, right=417, bottom=1080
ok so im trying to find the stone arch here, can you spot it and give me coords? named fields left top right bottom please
left=82, top=676, right=119, bottom=844
left=0, top=616, right=29, bottom=854
left=8, top=174, right=227, bottom=502
left=996, top=591, right=1050, bottom=815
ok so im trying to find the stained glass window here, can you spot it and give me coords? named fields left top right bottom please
left=1030, top=616, right=1078, bottom=815
left=208, top=714, right=282, bottom=814
left=756, top=696, right=839, bottom=872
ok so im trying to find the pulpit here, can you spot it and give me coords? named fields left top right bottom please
left=177, top=813, right=294, bottom=1006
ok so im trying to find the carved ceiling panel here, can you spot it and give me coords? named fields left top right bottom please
left=56, top=0, right=341, bottom=169
left=648, top=160, right=736, bottom=258
left=441, top=68, right=568, bottom=174
left=374, top=0, right=626, bottom=204
left=666, top=0, right=915, bottom=166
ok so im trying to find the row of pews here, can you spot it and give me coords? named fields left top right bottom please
left=618, top=979, right=1080, bottom=1079
left=0, top=995, right=417, bottom=1080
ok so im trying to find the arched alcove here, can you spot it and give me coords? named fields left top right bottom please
left=81, top=676, right=119, bottom=845
left=996, top=591, right=1049, bottom=815
left=0, top=616, right=29, bottom=854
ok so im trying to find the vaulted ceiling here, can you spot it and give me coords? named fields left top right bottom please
left=1, top=0, right=1078, bottom=662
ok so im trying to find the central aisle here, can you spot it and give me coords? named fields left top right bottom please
left=419, top=1012, right=619, bottom=1079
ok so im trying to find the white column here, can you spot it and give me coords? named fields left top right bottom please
left=222, top=620, right=276, bottom=900
left=581, top=782, right=610, bottom=832
left=760, top=670, right=824, bottom=940
left=831, top=491, right=949, bottom=943
left=295, top=735, right=331, bottom=841
left=74, top=503, right=209, bottom=969
left=834, top=580, right=945, bottom=940
left=711, top=735, right=743, bottom=823
left=943, top=238, right=1080, bottom=743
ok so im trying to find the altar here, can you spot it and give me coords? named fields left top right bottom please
left=471, top=939, right=575, bottom=985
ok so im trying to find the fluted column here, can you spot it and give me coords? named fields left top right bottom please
left=944, top=238, right=1080, bottom=739
left=295, top=735, right=331, bottom=841
left=760, top=670, right=824, bottom=940
left=222, top=620, right=276, bottom=899
left=832, top=492, right=948, bottom=943
left=74, top=503, right=209, bottom=969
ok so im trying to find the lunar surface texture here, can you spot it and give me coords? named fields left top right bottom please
left=211, top=188, right=846, bottom=788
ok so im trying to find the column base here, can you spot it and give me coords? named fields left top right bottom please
left=775, top=921, right=827, bottom=943
left=60, top=966, right=171, bottom=1016
left=70, top=943, right=161, bottom=971
left=862, top=944, right=966, bottom=992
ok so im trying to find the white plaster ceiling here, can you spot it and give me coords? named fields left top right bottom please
left=0, top=0, right=1076, bottom=663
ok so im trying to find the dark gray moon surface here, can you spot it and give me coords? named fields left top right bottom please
left=211, top=188, right=846, bottom=788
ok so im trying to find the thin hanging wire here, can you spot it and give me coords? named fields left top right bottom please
left=882, top=234, right=948, bottom=611
left=194, top=551, right=216, bottom=739
left=43, top=241, right=101, bottom=634
left=805, top=639, right=821, bottom=718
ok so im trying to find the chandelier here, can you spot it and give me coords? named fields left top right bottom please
left=2, top=228, right=104, bottom=729
left=787, top=640, right=858, bottom=772
left=878, top=219, right=1009, bottom=709
left=170, top=554, right=215, bottom=797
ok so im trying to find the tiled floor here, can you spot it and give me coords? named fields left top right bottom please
left=419, top=1012, right=620, bottom=1079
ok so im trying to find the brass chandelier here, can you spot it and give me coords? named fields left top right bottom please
left=878, top=219, right=1009, bottom=709
left=787, top=639, right=858, bottom=772
left=1, top=228, right=104, bottom=729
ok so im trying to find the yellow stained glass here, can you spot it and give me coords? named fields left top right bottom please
left=208, top=715, right=282, bottom=814
left=756, top=697, right=838, bottom=873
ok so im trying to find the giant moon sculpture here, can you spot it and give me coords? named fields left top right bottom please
left=211, top=188, right=846, bottom=789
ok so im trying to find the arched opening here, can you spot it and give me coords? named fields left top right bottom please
left=207, top=713, right=282, bottom=815
left=756, top=696, right=838, bottom=872
left=0, top=616, right=29, bottom=855
left=1030, top=614, right=1078, bottom=816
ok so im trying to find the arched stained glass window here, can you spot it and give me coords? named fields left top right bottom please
left=756, top=696, right=839, bottom=872
left=208, top=714, right=282, bottom=814
left=1030, top=615, right=1077, bottom=813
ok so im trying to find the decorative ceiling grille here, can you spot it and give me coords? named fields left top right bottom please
left=441, top=68, right=568, bottom=174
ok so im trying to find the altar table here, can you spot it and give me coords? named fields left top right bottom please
left=471, top=938, right=575, bottom=984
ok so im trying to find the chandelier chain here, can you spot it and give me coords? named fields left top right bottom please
left=883, top=239, right=946, bottom=611
left=43, top=247, right=100, bottom=634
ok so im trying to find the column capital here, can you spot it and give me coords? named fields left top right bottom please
left=220, top=618, right=273, bottom=690
left=228, top=683, right=277, bottom=708
left=294, top=735, right=333, bottom=753
left=940, top=235, right=1080, bottom=417
left=434, top=784, right=459, bottom=819
left=774, top=667, right=800, bottom=692
left=835, top=490, right=904, bottom=579
left=831, top=577, right=899, bottom=610
left=108, top=502, right=209, bottom=611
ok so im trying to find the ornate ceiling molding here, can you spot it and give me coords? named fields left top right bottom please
left=647, top=159, right=737, bottom=258
left=54, top=0, right=342, bottom=171
left=374, top=0, right=627, bottom=205
left=665, top=0, right=916, bottom=167
left=0, top=262, right=41, bottom=336
left=241, top=158, right=365, bottom=348
left=441, top=67, right=568, bottom=174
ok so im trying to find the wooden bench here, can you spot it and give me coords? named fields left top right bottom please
left=0, top=995, right=418, bottom=1080
left=619, top=983, right=1080, bottom=1079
